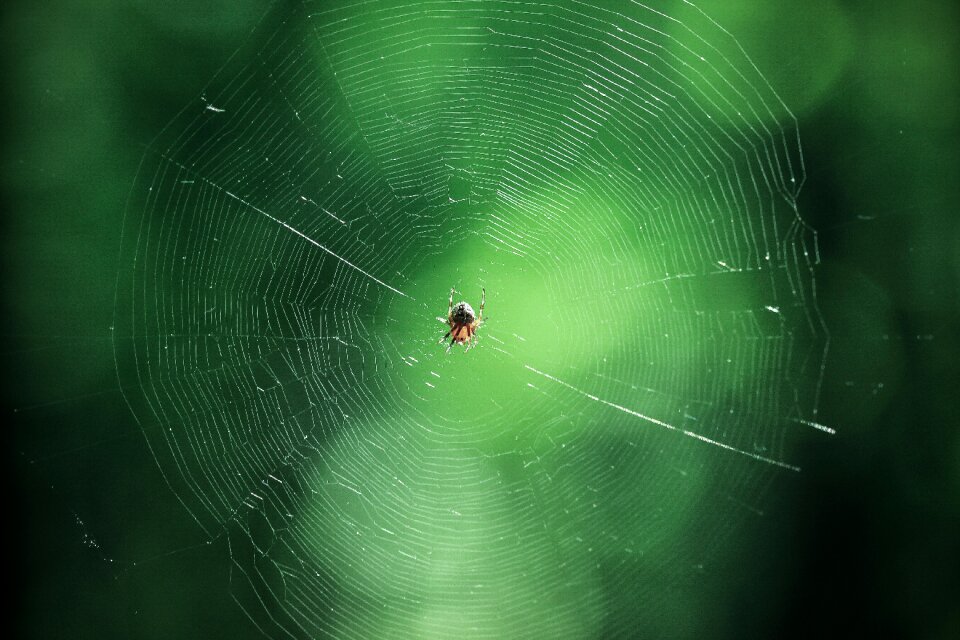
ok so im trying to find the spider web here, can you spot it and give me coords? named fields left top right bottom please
left=114, top=1, right=828, bottom=637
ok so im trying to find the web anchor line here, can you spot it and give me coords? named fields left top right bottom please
left=150, top=150, right=412, bottom=299
left=524, top=365, right=802, bottom=472
left=795, top=418, right=836, bottom=435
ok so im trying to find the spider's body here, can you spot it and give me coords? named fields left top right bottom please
left=451, top=301, right=475, bottom=325
left=438, top=288, right=485, bottom=352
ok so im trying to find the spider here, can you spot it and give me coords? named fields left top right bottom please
left=438, top=287, right=485, bottom=352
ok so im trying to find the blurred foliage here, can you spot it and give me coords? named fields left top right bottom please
left=5, top=1, right=957, bottom=639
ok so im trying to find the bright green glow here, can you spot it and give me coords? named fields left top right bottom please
left=676, top=0, right=853, bottom=119
left=304, top=420, right=602, bottom=639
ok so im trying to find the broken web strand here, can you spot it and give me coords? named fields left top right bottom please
left=114, top=1, right=829, bottom=638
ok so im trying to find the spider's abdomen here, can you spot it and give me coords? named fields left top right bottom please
left=451, top=302, right=475, bottom=324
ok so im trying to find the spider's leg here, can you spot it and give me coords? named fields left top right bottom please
left=446, top=334, right=457, bottom=353
left=478, top=287, right=485, bottom=322
left=448, top=287, right=454, bottom=318
left=464, top=326, right=475, bottom=351
left=442, top=324, right=459, bottom=347
left=437, top=316, right=449, bottom=324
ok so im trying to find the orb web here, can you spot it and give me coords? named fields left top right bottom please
left=114, top=1, right=828, bottom=637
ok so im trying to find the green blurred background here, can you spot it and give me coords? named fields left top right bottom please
left=5, top=1, right=958, bottom=638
